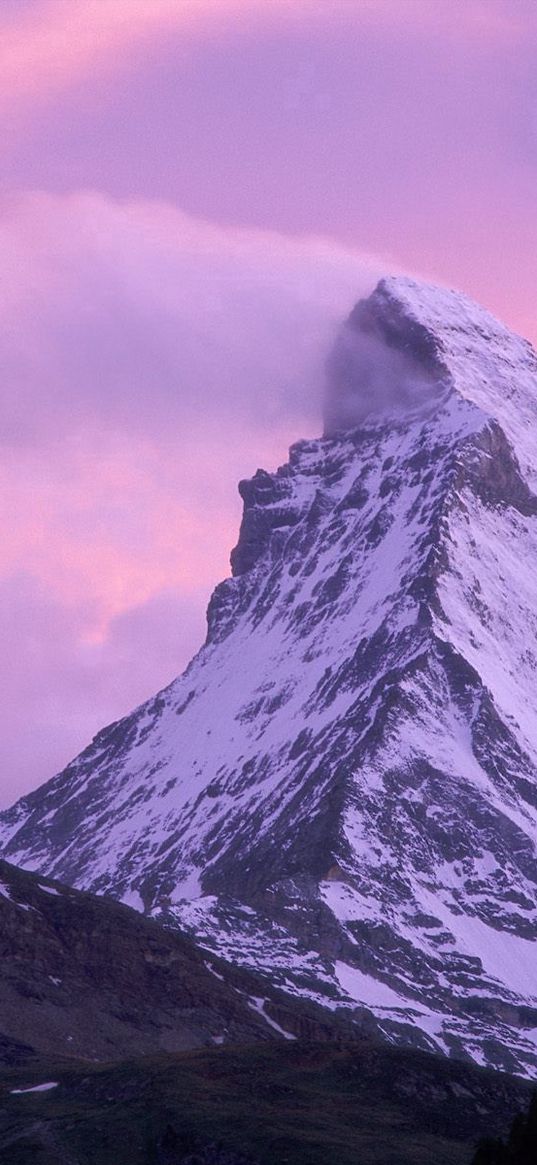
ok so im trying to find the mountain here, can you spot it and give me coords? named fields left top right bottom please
left=1, top=276, right=537, bottom=1075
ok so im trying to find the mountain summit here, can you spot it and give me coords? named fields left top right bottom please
left=2, top=276, right=537, bottom=1074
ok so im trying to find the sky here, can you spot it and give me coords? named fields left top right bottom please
left=1, top=0, right=536, bottom=805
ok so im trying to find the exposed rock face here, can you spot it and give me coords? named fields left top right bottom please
left=1, top=277, right=537, bottom=1074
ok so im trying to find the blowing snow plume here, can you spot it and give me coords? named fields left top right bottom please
left=0, top=190, right=390, bottom=801
left=323, top=278, right=448, bottom=435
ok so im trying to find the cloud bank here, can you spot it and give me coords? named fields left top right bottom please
left=0, top=191, right=388, bottom=803
left=0, top=191, right=386, bottom=448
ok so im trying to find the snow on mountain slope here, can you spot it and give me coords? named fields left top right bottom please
left=1, top=276, right=537, bottom=1075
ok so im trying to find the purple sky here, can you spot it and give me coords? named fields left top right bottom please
left=1, top=0, right=536, bottom=805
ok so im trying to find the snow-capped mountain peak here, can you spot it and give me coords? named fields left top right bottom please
left=2, top=276, right=537, bottom=1075
left=325, top=277, right=537, bottom=482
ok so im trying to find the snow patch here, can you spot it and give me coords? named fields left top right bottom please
left=11, top=1082, right=59, bottom=1095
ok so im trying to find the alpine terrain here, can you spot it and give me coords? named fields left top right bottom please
left=2, top=276, right=537, bottom=1077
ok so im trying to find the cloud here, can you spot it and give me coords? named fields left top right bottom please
left=0, top=573, right=207, bottom=806
left=2, top=0, right=528, bottom=141
left=323, top=319, right=444, bottom=434
left=0, top=191, right=389, bottom=802
left=0, top=191, right=387, bottom=450
left=0, top=0, right=385, bottom=121
left=0, top=0, right=260, bottom=116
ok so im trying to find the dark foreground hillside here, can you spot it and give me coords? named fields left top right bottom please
left=0, top=858, right=349, bottom=1063
left=0, top=1040, right=532, bottom=1165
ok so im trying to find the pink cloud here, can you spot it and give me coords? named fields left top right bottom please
left=0, top=191, right=386, bottom=802
left=2, top=0, right=531, bottom=125
left=0, top=0, right=241, bottom=113
left=0, top=0, right=361, bottom=121
left=0, top=190, right=388, bottom=457
left=0, top=572, right=207, bottom=805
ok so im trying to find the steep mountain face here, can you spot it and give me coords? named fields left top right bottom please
left=2, top=276, right=537, bottom=1075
